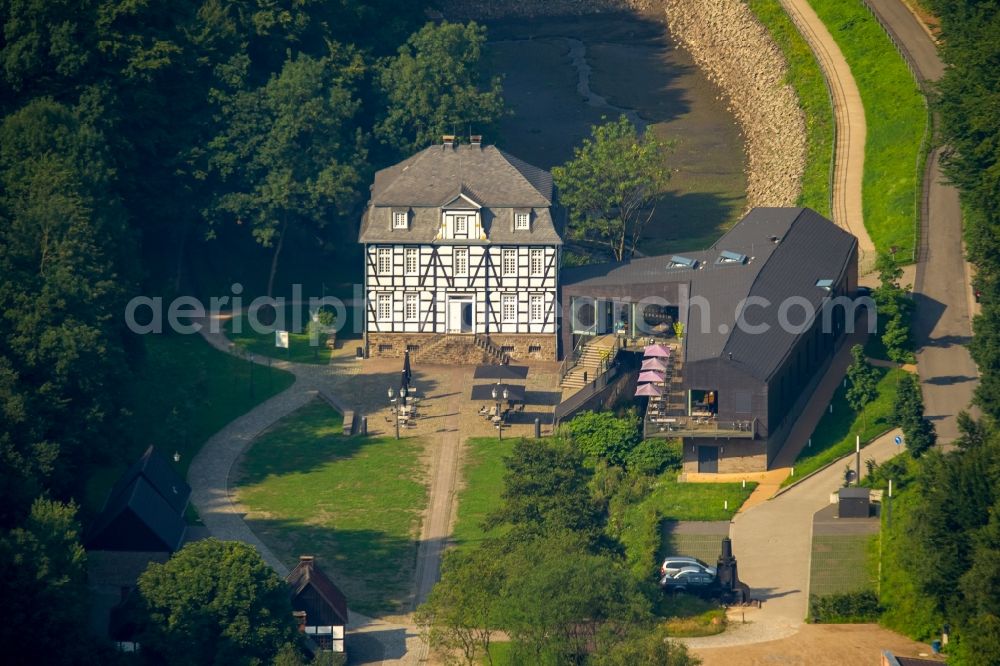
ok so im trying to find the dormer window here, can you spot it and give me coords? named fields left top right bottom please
left=514, top=211, right=530, bottom=230
left=392, top=209, right=408, bottom=229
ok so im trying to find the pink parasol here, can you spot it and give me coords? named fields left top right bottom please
left=641, top=357, right=668, bottom=372
left=634, top=383, right=662, bottom=397
left=643, top=344, right=671, bottom=358
left=637, top=370, right=666, bottom=383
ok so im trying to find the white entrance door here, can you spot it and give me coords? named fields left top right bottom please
left=447, top=297, right=474, bottom=333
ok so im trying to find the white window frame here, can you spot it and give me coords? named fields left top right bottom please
left=404, top=247, right=418, bottom=275
left=502, top=248, right=517, bottom=277
left=404, top=292, right=418, bottom=322
left=393, top=210, right=408, bottom=229
left=529, top=294, right=544, bottom=323
left=454, top=247, right=468, bottom=276
left=501, top=294, right=517, bottom=323
left=376, top=247, right=392, bottom=275
left=454, top=215, right=468, bottom=234
left=377, top=293, right=392, bottom=322
left=515, top=212, right=530, bottom=230
left=529, top=248, right=543, bottom=276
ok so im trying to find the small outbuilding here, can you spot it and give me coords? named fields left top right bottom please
left=837, top=487, right=871, bottom=518
left=286, top=556, right=349, bottom=655
left=86, top=446, right=190, bottom=552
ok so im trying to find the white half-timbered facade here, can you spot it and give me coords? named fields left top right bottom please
left=359, top=138, right=564, bottom=359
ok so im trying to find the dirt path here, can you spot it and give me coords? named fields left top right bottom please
left=691, top=623, right=942, bottom=665
left=778, top=0, right=875, bottom=269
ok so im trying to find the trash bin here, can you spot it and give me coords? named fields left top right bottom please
left=356, top=346, right=364, bottom=359
left=931, top=640, right=942, bottom=654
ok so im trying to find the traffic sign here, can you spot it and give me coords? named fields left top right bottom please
left=894, top=435, right=903, bottom=446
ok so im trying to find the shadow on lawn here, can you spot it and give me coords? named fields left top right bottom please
left=243, top=518, right=420, bottom=617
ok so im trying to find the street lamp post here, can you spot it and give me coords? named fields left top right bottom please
left=388, top=387, right=399, bottom=440
left=248, top=352, right=255, bottom=398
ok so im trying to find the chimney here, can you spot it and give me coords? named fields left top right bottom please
left=292, top=610, right=307, bottom=632
left=442, top=135, right=455, bottom=149
left=299, top=555, right=315, bottom=567
left=470, top=134, right=482, bottom=148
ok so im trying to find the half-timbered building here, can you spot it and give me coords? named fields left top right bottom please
left=359, top=136, right=564, bottom=361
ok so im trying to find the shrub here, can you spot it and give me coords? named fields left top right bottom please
left=626, top=439, right=682, bottom=476
left=809, top=591, right=881, bottom=623
left=567, top=410, right=641, bottom=466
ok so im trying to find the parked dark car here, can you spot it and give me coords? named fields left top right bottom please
left=660, top=566, right=717, bottom=591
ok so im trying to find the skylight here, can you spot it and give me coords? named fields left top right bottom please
left=668, top=255, right=698, bottom=269
left=815, top=278, right=834, bottom=289
left=717, top=250, right=747, bottom=265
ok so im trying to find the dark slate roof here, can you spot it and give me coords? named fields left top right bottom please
left=358, top=144, right=563, bottom=245
left=562, top=208, right=857, bottom=381
left=86, top=476, right=187, bottom=552
left=106, top=445, right=190, bottom=516
left=286, top=557, right=349, bottom=626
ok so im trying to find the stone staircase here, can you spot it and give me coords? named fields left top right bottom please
left=560, top=335, right=619, bottom=393
left=413, top=334, right=491, bottom=365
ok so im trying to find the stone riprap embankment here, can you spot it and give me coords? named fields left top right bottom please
left=656, top=0, right=806, bottom=208
left=440, top=0, right=808, bottom=210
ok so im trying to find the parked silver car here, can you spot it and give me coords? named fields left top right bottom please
left=659, top=556, right=717, bottom=578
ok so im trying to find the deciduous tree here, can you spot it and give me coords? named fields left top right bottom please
left=846, top=344, right=879, bottom=430
left=552, top=115, right=672, bottom=261
left=375, top=21, right=505, bottom=155
left=137, top=539, right=298, bottom=665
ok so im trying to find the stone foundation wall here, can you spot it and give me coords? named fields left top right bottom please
left=365, top=333, right=558, bottom=363
left=482, top=334, right=558, bottom=361
left=365, top=333, right=440, bottom=359
left=681, top=439, right=769, bottom=474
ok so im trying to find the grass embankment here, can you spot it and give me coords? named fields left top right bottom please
left=84, top=333, right=295, bottom=516
left=747, top=0, right=834, bottom=216
left=658, top=594, right=727, bottom=637
left=782, top=367, right=906, bottom=487
left=235, top=399, right=428, bottom=615
left=878, top=474, right=944, bottom=638
left=807, top=0, right=927, bottom=259
left=618, top=477, right=757, bottom=580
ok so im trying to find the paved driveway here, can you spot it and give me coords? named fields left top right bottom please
left=864, top=0, right=979, bottom=441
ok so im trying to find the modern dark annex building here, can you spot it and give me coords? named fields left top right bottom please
left=560, top=208, right=860, bottom=473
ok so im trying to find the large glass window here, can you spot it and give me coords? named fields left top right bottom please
left=377, top=293, right=392, bottom=321
left=529, top=294, right=544, bottom=322
left=404, top=293, right=418, bottom=321
left=454, top=248, right=468, bottom=276
left=404, top=248, right=418, bottom=275
left=501, top=294, right=517, bottom=322
left=529, top=248, right=543, bottom=276
left=502, top=249, right=517, bottom=276
left=376, top=247, right=392, bottom=275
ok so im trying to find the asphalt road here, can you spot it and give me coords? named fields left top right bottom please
left=864, top=0, right=979, bottom=441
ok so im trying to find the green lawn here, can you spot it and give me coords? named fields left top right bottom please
left=658, top=594, right=727, bottom=637
left=235, top=399, right=428, bottom=616
left=808, top=0, right=927, bottom=260
left=452, top=437, right=516, bottom=552
left=748, top=0, right=834, bottom=216
left=619, top=476, right=756, bottom=580
left=84, top=333, right=295, bottom=517
left=226, top=309, right=330, bottom=366
left=783, top=367, right=905, bottom=486
left=809, top=534, right=878, bottom=596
